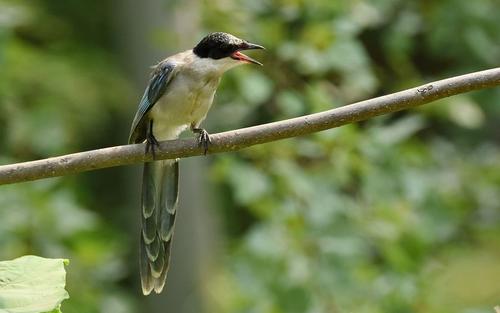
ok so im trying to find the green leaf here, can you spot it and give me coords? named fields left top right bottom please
left=0, top=256, right=69, bottom=313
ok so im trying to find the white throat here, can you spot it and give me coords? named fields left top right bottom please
left=190, top=52, right=243, bottom=75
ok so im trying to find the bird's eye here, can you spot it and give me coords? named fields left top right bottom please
left=209, top=44, right=236, bottom=59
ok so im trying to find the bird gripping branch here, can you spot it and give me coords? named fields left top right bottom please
left=128, top=32, right=264, bottom=295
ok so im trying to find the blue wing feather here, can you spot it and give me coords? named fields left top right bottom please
left=129, top=61, right=176, bottom=143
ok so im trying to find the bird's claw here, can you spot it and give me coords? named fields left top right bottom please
left=193, top=128, right=211, bottom=155
left=145, top=133, right=160, bottom=160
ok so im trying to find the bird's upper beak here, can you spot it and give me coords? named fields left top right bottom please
left=231, top=42, right=265, bottom=66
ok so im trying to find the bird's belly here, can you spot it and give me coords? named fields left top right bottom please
left=149, top=76, right=219, bottom=141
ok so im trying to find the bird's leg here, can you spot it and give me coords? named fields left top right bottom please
left=190, top=123, right=211, bottom=155
left=146, top=120, right=160, bottom=159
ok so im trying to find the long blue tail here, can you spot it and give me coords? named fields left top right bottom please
left=139, top=159, right=179, bottom=295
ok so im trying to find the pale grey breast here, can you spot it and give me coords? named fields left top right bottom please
left=150, top=52, right=224, bottom=141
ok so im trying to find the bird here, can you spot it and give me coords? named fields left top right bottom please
left=128, top=32, right=264, bottom=295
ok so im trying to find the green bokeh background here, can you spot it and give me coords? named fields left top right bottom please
left=0, top=0, right=499, bottom=312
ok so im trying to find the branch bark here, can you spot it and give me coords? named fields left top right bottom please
left=1, top=67, right=499, bottom=185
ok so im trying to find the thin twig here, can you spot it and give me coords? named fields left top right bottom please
left=1, top=67, right=499, bottom=185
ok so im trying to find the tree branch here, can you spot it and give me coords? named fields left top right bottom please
left=1, top=68, right=499, bottom=185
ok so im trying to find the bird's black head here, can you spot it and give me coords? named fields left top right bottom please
left=193, top=32, right=264, bottom=65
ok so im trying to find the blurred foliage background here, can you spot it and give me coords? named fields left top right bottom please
left=0, top=0, right=499, bottom=313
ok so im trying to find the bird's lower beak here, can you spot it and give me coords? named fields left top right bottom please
left=231, top=42, right=265, bottom=65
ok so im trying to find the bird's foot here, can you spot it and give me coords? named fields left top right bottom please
left=145, top=132, right=160, bottom=160
left=192, top=128, right=211, bottom=155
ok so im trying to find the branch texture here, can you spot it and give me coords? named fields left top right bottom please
left=1, top=68, right=499, bottom=185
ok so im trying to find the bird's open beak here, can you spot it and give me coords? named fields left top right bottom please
left=231, top=42, right=265, bottom=66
